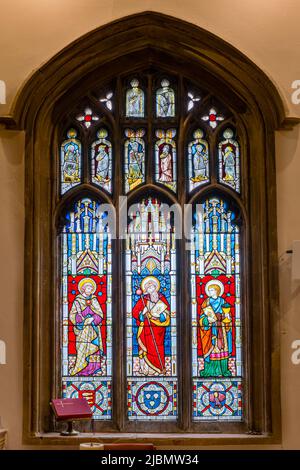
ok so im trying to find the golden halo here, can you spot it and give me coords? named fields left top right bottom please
left=141, top=276, right=160, bottom=293
left=205, top=279, right=224, bottom=297
left=78, top=277, right=97, bottom=295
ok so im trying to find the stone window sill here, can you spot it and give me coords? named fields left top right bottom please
left=24, top=432, right=281, bottom=448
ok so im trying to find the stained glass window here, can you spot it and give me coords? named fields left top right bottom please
left=126, top=79, right=145, bottom=117
left=155, top=129, right=177, bottom=192
left=218, top=128, right=240, bottom=193
left=124, top=128, right=146, bottom=193
left=56, top=70, right=247, bottom=431
left=99, top=92, right=113, bottom=111
left=126, top=197, right=177, bottom=420
left=202, top=107, right=224, bottom=129
left=188, top=129, right=209, bottom=191
left=191, top=197, right=242, bottom=420
left=60, top=129, right=82, bottom=195
left=91, top=128, right=112, bottom=193
left=76, top=108, right=100, bottom=128
left=187, top=92, right=201, bottom=111
left=61, top=198, right=112, bottom=420
left=156, top=79, right=175, bottom=117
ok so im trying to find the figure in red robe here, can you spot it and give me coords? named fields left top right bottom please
left=133, top=276, right=170, bottom=375
left=159, top=144, right=173, bottom=183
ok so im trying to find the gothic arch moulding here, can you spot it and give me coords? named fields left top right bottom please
left=2, top=12, right=287, bottom=445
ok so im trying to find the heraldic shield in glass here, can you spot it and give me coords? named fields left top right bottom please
left=61, top=198, right=112, bottom=419
left=191, top=197, right=243, bottom=420
left=126, top=197, right=177, bottom=420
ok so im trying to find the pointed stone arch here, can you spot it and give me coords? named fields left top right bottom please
left=12, top=12, right=284, bottom=445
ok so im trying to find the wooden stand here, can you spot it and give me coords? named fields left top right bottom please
left=50, top=399, right=93, bottom=437
left=60, top=420, right=79, bottom=436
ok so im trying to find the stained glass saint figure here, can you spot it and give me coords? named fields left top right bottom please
left=160, top=145, right=173, bottom=182
left=133, top=276, right=170, bottom=376
left=61, top=198, right=113, bottom=420
left=224, top=148, right=235, bottom=180
left=191, top=197, right=242, bottom=421
left=156, top=79, right=175, bottom=117
left=96, top=148, right=109, bottom=181
left=199, top=280, right=232, bottom=377
left=218, top=128, right=240, bottom=192
left=126, top=79, right=145, bottom=117
left=124, top=129, right=146, bottom=193
left=60, top=129, right=81, bottom=194
left=188, top=129, right=209, bottom=191
left=155, top=129, right=176, bottom=192
left=70, top=277, right=104, bottom=376
left=91, top=128, right=112, bottom=193
left=126, top=197, right=177, bottom=420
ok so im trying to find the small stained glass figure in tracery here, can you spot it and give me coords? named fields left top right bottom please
left=224, top=147, right=236, bottom=182
left=126, top=79, right=145, bottom=117
left=60, top=128, right=81, bottom=195
left=91, top=128, right=112, bottom=193
left=63, top=143, right=80, bottom=181
left=218, top=128, right=240, bottom=193
left=188, top=129, right=209, bottom=192
left=96, top=147, right=109, bottom=181
left=159, top=144, right=173, bottom=183
left=155, top=129, right=177, bottom=192
left=156, top=79, right=175, bottom=117
left=193, top=144, right=208, bottom=179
